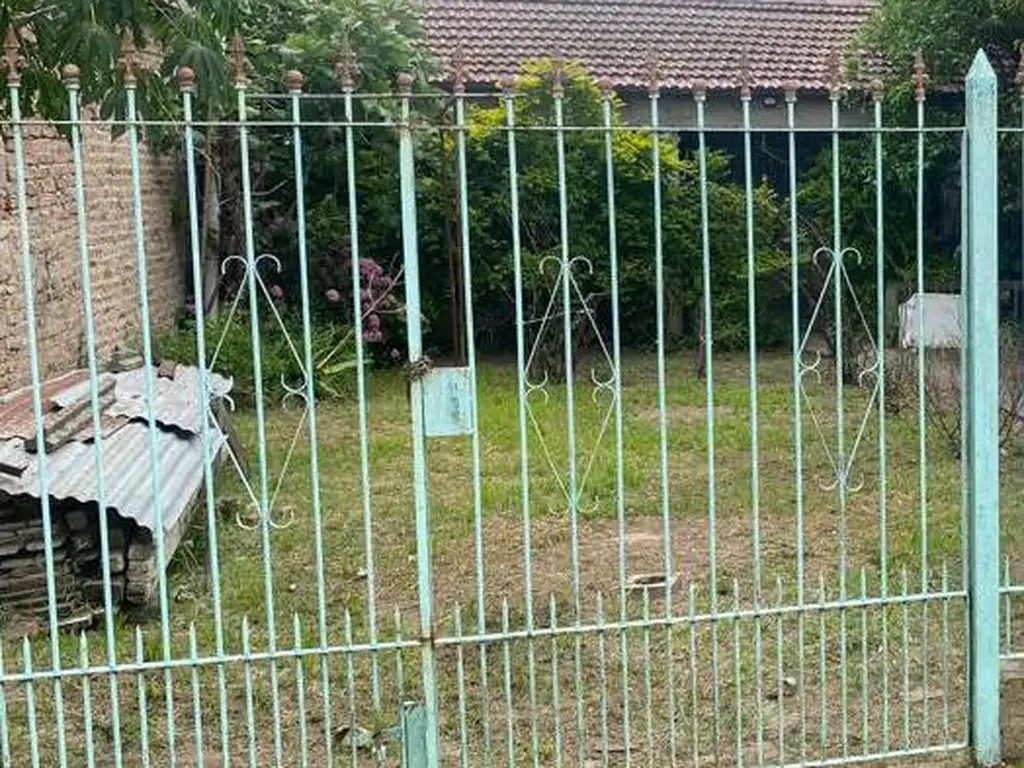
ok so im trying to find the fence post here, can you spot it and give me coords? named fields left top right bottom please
left=396, top=72, right=441, bottom=766
left=965, top=48, right=1001, bottom=766
left=401, top=701, right=429, bottom=768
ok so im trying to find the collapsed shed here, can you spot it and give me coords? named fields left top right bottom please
left=0, top=363, right=229, bottom=627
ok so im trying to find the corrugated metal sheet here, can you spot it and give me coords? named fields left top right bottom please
left=0, top=424, right=225, bottom=533
left=0, top=438, right=30, bottom=477
left=0, top=371, right=90, bottom=441
left=109, top=366, right=232, bottom=435
left=51, top=374, right=117, bottom=409
left=0, top=364, right=229, bottom=535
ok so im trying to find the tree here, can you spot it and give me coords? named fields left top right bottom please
left=856, top=0, right=1024, bottom=95
left=782, top=0, right=1024, bottom=380
left=3, top=0, right=434, bottom=316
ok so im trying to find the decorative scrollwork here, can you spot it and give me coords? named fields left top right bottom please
left=519, top=252, right=620, bottom=515
left=590, top=367, right=616, bottom=406
left=799, top=243, right=880, bottom=494
left=280, top=375, right=309, bottom=412
left=207, top=250, right=307, bottom=531
left=810, top=245, right=863, bottom=270
left=798, top=348, right=824, bottom=386
left=857, top=354, right=881, bottom=390
left=525, top=372, right=551, bottom=404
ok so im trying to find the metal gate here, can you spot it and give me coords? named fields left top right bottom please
left=0, top=35, right=1011, bottom=767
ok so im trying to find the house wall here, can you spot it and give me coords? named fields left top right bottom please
left=621, top=91, right=874, bottom=129
left=624, top=92, right=876, bottom=214
left=0, top=121, right=185, bottom=393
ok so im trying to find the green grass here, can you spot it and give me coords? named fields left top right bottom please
left=3, top=351, right=1023, bottom=766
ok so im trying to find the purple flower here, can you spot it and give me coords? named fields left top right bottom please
left=359, top=258, right=384, bottom=281
left=366, top=313, right=381, bottom=331
left=364, top=328, right=383, bottom=343
left=270, top=284, right=284, bottom=300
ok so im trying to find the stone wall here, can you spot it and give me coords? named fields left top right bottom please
left=0, top=120, right=185, bottom=393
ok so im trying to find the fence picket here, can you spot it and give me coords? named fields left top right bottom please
left=0, top=36, right=1011, bottom=768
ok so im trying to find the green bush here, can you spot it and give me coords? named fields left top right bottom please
left=413, top=60, right=787, bottom=353
left=245, top=59, right=788, bottom=362
left=158, top=312, right=363, bottom=407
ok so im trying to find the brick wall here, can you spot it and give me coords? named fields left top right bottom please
left=0, top=121, right=185, bottom=393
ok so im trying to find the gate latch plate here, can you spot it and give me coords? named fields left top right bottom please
left=421, top=366, right=474, bottom=437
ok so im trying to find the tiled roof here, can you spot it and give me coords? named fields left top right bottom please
left=419, top=0, right=878, bottom=92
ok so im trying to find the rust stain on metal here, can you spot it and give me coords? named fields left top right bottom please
left=646, top=48, right=661, bottom=97
left=913, top=49, right=929, bottom=101
left=3, top=30, right=22, bottom=86
left=120, top=36, right=138, bottom=86
left=739, top=50, right=752, bottom=100
left=0, top=371, right=90, bottom=442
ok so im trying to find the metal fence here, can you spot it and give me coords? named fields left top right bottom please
left=0, top=37, right=1012, bottom=768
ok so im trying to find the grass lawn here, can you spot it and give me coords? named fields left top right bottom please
left=3, top=350, right=1024, bottom=766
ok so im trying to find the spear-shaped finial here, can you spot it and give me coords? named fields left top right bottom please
left=61, top=64, right=81, bottom=89
left=284, top=69, right=304, bottom=93
left=739, top=50, right=752, bottom=100
left=551, top=55, right=565, bottom=97
left=3, top=30, right=22, bottom=87
left=334, top=38, right=357, bottom=89
left=451, top=43, right=467, bottom=94
left=913, top=50, right=929, bottom=101
left=120, top=36, right=138, bottom=86
left=230, top=34, right=249, bottom=86
left=784, top=80, right=799, bottom=104
left=646, top=48, right=661, bottom=97
left=870, top=78, right=885, bottom=103
left=692, top=78, right=707, bottom=103
left=176, top=65, right=196, bottom=92
left=828, top=49, right=842, bottom=99
left=396, top=72, right=414, bottom=95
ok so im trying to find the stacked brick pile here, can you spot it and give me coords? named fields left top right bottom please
left=64, top=505, right=152, bottom=606
left=0, top=497, right=160, bottom=627
left=0, top=363, right=229, bottom=630
left=0, top=498, right=78, bottom=618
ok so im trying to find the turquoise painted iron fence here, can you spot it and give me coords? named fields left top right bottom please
left=0, top=35, right=1011, bottom=767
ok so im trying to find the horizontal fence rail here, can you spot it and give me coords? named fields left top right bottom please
left=0, top=36, right=1013, bottom=767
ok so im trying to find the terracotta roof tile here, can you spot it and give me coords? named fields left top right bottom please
left=420, top=0, right=878, bottom=91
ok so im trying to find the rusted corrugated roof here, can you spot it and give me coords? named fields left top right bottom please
left=0, top=371, right=90, bottom=442
left=420, top=0, right=879, bottom=91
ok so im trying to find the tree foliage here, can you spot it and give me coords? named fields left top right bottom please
left=412, top=61, right=788, bottom=354
left=245, top=60, right=791, bottom=365
left=857, top=0, right=1024, bottom=94
left=30, top=0, right=995, bottom=375
left=788, top=0, right=1024, bottom=368
left=3, top=0, right=432, bottom=125
left=5, top=0, right=436, bottom=324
